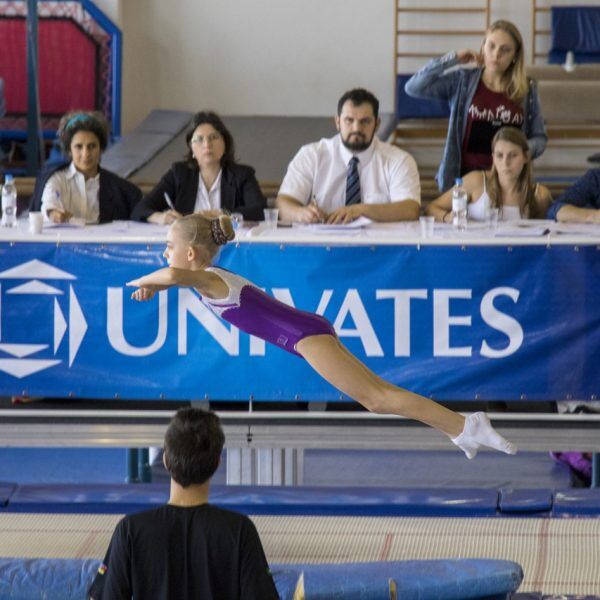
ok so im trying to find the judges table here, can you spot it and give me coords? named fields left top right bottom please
left=0, top=218, right=599, bottom=482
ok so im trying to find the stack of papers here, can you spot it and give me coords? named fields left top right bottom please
left=494, top=224, right=550, bottom=237
left=296, top=216, right=373, bottom=232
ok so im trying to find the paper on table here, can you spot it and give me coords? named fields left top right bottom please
left=550, top=222, right=600, bottom=236
left=44, top=217, right=87, bottom=228
left=494, top=220, right=550, bottom=237
left=298, top=216, right=373, bottom=231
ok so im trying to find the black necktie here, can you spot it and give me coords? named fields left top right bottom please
left=345, top=156, right=361, bottom=205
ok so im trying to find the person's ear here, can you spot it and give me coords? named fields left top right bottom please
left=334, top=115, right=341, bottom=132
left=375, top=117, right=381, bottom=132
left=162, top=451, right=169, bottom=471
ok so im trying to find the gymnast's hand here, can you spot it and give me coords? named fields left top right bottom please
left=130, top=287, right=156, bottom=301
left=127, top=271, right=173, bottom=300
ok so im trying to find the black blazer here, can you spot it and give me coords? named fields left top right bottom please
left=131, top=161, right=266, bottom=222
left=30, top=160, right=142, bottom=223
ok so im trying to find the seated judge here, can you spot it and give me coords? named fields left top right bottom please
left=32, top=111, right=142, bottom=223
left=276, top=88, right=420, bottom=224
left=132, top=112, right=266, bottom=224
left=547, top=168, right=600, bottom=224
left=426, top=127, right=551, bottom=222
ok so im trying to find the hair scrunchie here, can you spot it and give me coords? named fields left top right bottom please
left=65, top=114, right=90, bottom=129
left=210, top=219, right=229, bottom=246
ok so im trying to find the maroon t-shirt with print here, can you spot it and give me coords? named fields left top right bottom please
left=461, top=79, right=524, bottom=174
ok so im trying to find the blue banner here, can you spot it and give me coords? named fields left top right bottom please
left=0, top=242, right=598, bottom=401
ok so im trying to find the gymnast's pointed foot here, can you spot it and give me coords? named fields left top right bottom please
left=451, top=412, right=517, bottom=459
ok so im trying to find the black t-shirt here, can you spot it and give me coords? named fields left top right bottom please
left=88, top=504, right=278, bottom=600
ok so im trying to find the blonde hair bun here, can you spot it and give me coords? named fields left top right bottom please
left=217, top=215, right=235, bottom=243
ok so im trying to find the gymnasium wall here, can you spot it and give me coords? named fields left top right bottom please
left=95, top=0, right=598, bottom=132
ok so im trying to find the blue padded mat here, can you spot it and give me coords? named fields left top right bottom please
left=7, top=483, right=500, bottom=516
left=0, top=482, right=15, bottom=508
left=0, top=557, right=522, bottom=600
left=295, top=560, right=522, bottom=600
left=10, top=483, right=600, bottom=517
left=0, top=558, right=100, bottom=600
left=7, top=483, right=168, bottom=514
left=209, top=486, right=500, bottom=517
left=553, top=489, right=600, bottom=516
left=499, top=489, right=553, bottom=514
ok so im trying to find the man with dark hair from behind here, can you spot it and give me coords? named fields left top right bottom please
left=88, top=408, right=278, bottom=600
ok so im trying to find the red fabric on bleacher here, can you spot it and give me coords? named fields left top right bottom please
left=0, top=17, right=97, bottom=115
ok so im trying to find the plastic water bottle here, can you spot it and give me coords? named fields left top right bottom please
left=1, top=174, right=17, bottom=228
left=451, top=177, right=467, bottom=232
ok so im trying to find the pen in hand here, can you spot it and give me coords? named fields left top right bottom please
left=51, top=190, right=73, bottom=223
left=309, top=194, right=324, bottom=223
left=164, top=192, right=176, bottom=211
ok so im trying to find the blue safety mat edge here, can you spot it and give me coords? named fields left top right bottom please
left=0, top=557, right=523, bottom=600
left=4, top=483, right=499, bottom=516
left=4, top=482, right=600, bottom=516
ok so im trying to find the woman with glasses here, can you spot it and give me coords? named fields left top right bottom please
left=132, top=111, right=266, bottom=224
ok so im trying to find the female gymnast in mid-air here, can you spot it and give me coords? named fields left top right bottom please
left=127, top=213, right=517, bottom=459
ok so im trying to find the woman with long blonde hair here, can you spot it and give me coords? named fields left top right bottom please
left=405, top=20, right=547, bottom=192
left=426, top=127, right=552, bottom=222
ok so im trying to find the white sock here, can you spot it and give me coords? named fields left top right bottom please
left=451, top=412, right=517, bottom=459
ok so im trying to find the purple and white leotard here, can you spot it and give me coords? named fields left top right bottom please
left=201, top=267, right=335, bottom=357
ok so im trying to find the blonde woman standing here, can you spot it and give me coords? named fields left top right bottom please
left=405, top=20, right=547, bottom=192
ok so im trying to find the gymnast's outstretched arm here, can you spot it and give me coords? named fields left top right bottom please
left=127, top=267, right=228, bottom=300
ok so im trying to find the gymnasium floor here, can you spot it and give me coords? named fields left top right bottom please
left=1, top=442, right=599, bottom=596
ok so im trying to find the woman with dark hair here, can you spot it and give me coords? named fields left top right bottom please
left=132, top=111, right=266, bottom=224
left=32, top=111, right=142, bottom=223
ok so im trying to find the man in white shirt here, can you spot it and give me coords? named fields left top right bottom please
left=276, top=88, right=421, bottom=224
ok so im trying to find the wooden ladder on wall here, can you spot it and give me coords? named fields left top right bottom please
left=395, top=0, right=491, bottom=76
left=531, top=0, right=551, bottom=64
left=392, top=1, right=491, bottom=170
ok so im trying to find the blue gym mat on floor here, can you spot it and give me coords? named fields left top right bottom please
left=3, top=482, right=600, bottom=517
left=0, top=557, right=524, bottom=600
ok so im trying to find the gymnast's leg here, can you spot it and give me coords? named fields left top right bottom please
left=296, top=334, right=516, bottom=459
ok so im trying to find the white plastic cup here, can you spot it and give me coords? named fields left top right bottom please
left=419, top=215, right=434, bottom=238
left=263, top=208, right=279, bottom=229
left=486, top=208, right=499, bottom=232
left=28, top=211, right=43, bottom=234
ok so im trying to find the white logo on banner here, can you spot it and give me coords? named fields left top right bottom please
left=0, top=259, right=88, bottom=378
left=107, top=285, right=523, bottom=359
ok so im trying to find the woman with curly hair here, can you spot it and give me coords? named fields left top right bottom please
left=32, top=110, right=141, bottom=223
